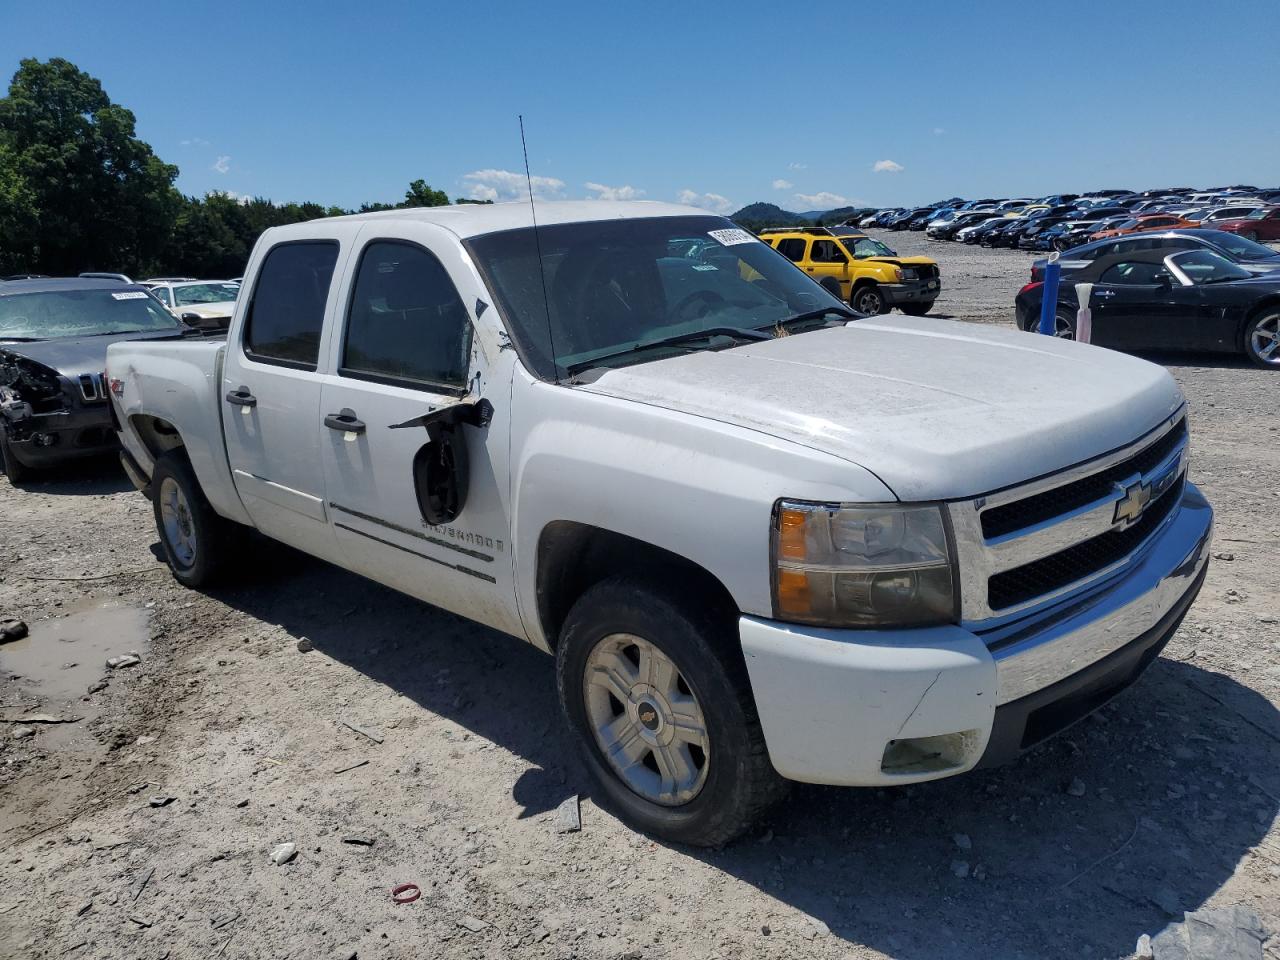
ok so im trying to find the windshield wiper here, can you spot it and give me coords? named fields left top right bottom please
left=768, top=306, right=859, bottom=329
left=565, top=326, right=771, bottom=375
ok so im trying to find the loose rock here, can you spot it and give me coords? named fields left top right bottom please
left=0, top=619, right=28, bottom=643
left=554, top=795, right=582, bottom=834
left=296, top=637, right=313, bottom=653
left=149, top=796, right=175, bottom=808
left=457, top=916, right=489, bottom=933
left=11, top=725, right=35, bottom=740
left=1065, top=777, right=1087, bottom=797
left=950, top=860, right=970, bottom=879
left=269, top=843, right=296, bottom=865
left=107, top=654, right=141, bottom=670
left=953, top=833, right=972, bottom=851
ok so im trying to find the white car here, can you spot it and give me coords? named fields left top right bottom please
left=148, top=280, right=241, bottom=330
left=106, top=201, right=1212, bottom=846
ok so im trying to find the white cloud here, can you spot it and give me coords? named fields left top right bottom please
left=213, top=155, right=231, bottom=174
left=788, top=162, right=808, bottom=171
left=933, top=127, right=945, bottom=136
left=584, top=181, right=645, bottom=201
left=772, top=179, right=793, bottom=190
left=676, top=190, right=733, bottom=214
left=180, top=137, right=210, bottom=147
left=461, top=168, right=565, bottom=202
left=793, top=191, right=849, bottom=209
left=873, top=159, right=904, bottom=173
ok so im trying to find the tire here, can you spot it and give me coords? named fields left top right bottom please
left=1244, top=310, right=1280, bottom=369
left=901, top=301, right=934, bottom=316
left=1052, top=309, right=1076, bottom=340
left=151, top=453, right=236, bottom=587
left=0, top=427, right=33, bottom=485
left=851, top=283, right=887, bottom=315
left=1244, top=231, right=1259, bottom=242
left=555, top=576, right=787, bottom=847
left=818, top=277, right=843, bottom=300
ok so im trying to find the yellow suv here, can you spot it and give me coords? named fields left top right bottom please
left=758, top=226, right=941, bottom=315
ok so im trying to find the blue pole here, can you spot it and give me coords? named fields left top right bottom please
left=1038, top=258, right=1061, bottom=336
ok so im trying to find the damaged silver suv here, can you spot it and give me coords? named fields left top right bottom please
left=0, top=278, right=186, bottom=482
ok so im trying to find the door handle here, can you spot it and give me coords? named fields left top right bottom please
left=805, top=267, right=815, bottom=272
left=1094, top=289, right=1116, bottom=298
left=225, top=387, right=257, bottom=407
left=324, top=409, right=366, bottom=435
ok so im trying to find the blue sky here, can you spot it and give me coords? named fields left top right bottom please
left=4, top=0, right=1278, bottom=213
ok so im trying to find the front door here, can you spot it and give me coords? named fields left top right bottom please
left=1087, top=261, right=1199, bottom=350
left=221, top=232, right=357, bottom=561
left=317, top=229, right=521, bottom=637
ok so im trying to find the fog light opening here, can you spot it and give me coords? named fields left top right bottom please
left=881, top=730, right=980, bottom=776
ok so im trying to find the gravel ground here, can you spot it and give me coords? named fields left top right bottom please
left=1, top=237, right=1278, bottom=960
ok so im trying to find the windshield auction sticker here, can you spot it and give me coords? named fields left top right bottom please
left=707, top=228, right=757, bottom=246
left=110, top=291, right=149, bottom=300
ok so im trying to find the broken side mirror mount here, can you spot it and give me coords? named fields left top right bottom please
left=390, top=397, right=494, bottom=526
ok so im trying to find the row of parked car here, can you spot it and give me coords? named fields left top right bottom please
left=857, top=186, right=1280, bottom=252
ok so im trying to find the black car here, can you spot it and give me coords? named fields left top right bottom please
left=1014, top=247, right=1280, bottom=368
left=1017, top=215, right=1074, bottom=249
left=966, top=217, right=1012, bottom=244
left=982, top=218, right=1024, bottom=247
left=0, top=279, right=190, bottom=482
left=926, top=210, right=994, bottom=241
left=1030, top=229, right=1280, bottom=281
left=887, top=207, right=932, bottom=230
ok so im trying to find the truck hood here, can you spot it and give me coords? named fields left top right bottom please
left=864, top=256, right=935, bottom=268
left=578, top=316, right=1184, bottom=501
left=0, top=329, right=183, bottom=379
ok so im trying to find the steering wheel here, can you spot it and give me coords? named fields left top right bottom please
left=670, top=290, right=727, bottom=323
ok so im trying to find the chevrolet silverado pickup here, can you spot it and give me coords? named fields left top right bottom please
left=106, top=201, right=1213, bottom=846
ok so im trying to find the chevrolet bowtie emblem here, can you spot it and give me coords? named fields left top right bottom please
left=1113, top=479, right=1152, bottom=526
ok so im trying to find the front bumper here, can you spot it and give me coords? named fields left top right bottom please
left=3, top=406, right=116, bottom=468
left=881, top=278, right=941, bottom=305
left=740, top=483, right=1212, bottom=786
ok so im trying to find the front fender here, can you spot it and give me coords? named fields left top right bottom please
left=509, top=375, right=895, bottom=649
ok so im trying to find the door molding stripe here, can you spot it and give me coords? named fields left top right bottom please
left=334, top=522, right=497, bottom=583
left=328, top=502, right=494, bottom=562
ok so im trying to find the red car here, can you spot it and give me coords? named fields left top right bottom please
left=1214, top=206, right=1280, bottom=242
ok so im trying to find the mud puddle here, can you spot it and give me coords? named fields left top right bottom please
left=1, top=597, right=149, bottom=748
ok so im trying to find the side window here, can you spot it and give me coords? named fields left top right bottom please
left=1099, top=261, right=1163, bottom=285
left=810, top=240, right=847, bottom=263
left=342, top=240, right=472, bottom=390
left=244, top=241, right=339, bottom=369
left=775, top=238, right=806, bottom=262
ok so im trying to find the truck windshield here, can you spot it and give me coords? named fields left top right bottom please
left=466, top=215, right=850, bottom=379
left=0, top=289, right=181, bottom=341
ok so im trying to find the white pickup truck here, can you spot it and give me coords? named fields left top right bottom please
left=106, top=201, right=1213, bottom=846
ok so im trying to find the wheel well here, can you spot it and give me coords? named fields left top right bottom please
left=851, top=277, right=878, bottom=290
left=128, top=415, right=188, bottom=466
left=818, top=276, right=842, bottom=296
left=535, top=521, right=739, bottom=650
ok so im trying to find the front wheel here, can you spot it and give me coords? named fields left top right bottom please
left=900, top=301, right=934, bottom=316
left=0, top=427, right=33, bottom=485
left=152, top=453, right=237, bottom=587
left=556, top=577, right=786, bottom=846
left=1245, top=311, right=1280, bottom=369
left=1244, top=230, right=1259, bottom=242
left=851, top=284, right=887, bottom=315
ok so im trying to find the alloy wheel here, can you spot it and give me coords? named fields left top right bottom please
left=1250, top=314, right=1280, bottom=365
left=583, top=633, right=710, bottom=806
left=159, top=476, right=198, bottom=567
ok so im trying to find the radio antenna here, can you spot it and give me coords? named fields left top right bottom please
left=519, top=115, right=558, bottom=383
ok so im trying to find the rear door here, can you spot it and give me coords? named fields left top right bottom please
left=806, top=239, right=850, bottom=296
left=317, top=226, right=522, bottom=637
left=221, top=228, right=358, bottom=560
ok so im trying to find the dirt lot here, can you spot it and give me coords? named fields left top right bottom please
left=1, top=235, right=1278, bottom=960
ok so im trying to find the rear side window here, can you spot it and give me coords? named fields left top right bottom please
left=244, top=241, right=339, bottom=369
left=341, top=240, right=472, bottom=390
left=775, top=238, right=806, bottom=262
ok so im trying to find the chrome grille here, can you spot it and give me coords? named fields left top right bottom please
left=947, top=410, right=1189, bottom=624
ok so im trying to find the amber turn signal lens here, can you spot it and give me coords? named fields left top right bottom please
left=778, top=508, right=808, bottom=561
left=775, top=568, right=811, bottom=615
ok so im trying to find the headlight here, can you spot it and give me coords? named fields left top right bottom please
left=772, top=501, right=956, bottom=628
left=900, top=267, right=919, bottom=280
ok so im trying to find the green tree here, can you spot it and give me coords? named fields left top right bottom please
left=0, top=57, right=179, bottom=275
left=401, top=179, right=449, bottom=208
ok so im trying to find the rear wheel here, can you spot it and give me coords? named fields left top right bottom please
left=1244, top=230, right=1259, bottom=242
left=0, top=427, right=33, bottom=485
left=901, top=301, right=934, bottom=316
left=152, top=453, right=237, bottom=587
left=1245, top=310, right=1280, bottom=369
left=556, top=577, right=786, bottom=846
left=1053, top=309, right=1077, bottom=339
left=818, top=277, right=843, bottom=300
left=851, top=283, right=887, bottom=315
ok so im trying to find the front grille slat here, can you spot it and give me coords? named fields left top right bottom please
left=987, top=475, right=1183, bottom=611
left=981, top=418, right=1186, bottom=540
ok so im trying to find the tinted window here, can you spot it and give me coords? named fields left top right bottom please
left=342, top=241, right=472, bottom=389
left=810, top=240, right=846, bottom=263
left=1099, top=261, right=1166, bottom=285
left=1170, top=250, right=1251, bottom=284
left=244, top=241, right=339, bottom=369
left=775, top=238, right=806, bottom=262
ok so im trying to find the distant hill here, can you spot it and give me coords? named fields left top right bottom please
left=731, top=201, right=875, bottom=232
